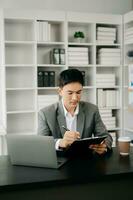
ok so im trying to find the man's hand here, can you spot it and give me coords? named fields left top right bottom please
left=59, top=131, right=80, bottom=148
left=89, top=141, right=107, bottom=155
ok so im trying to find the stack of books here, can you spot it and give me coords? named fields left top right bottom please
left=68, top=47, right=89, bottom=65
left=38, top=95, right=59, bottom=110
left=125, top=27, right=133, bottom=43
left=37, top=21, right=51, bottom=42
left=96, top=26, right=116, bottom=44
left=97, top=89, right=119, bottom=108
left=99, top=109, right=116, bottom=130
left=98, top=48, right=121, bottom=65
left=96, top=74, right=115, bottom=87
left=38, top=71, right=55, bottom=87
left=50, top=48, right=65, bottom=65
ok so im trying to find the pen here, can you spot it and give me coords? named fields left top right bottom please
left=62, top=125, right=80, bottom=140
left=62, top=125, right=70, bottom=131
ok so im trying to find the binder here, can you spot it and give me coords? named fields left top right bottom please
left=38, top=71, right=44, bottom=87
left=43, top=71, right=49, bottom=87
left=81, top=71, right=85, bottom=86
left=59, top=48, right=65, bottom=65
left=49, top=71, right=55, bottom=87
left=53, top=48, right=60, bottom=65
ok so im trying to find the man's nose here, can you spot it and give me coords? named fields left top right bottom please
left=72, top=93, right=78, bottom=100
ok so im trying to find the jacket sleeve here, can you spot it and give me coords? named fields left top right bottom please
left=38, top=110, right=51, bottom=136
left=94, top=108, right=113, bottom=150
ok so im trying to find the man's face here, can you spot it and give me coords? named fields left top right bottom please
left=59, top=82, right=83, bottom=111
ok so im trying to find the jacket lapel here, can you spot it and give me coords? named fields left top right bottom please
left=57, top=101, right=67, bottom=137
left=77, top=103, right=85, bottom=138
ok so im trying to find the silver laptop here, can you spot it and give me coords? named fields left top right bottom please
left=6, top=134, right=68, bottom=169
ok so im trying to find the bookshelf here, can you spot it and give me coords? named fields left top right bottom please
left=67, top=12, right=122, bottom=146
left=4, top=16, right=37, bottom=135
left=0, top=9, right=127, bottom=153
left=123, top=11, right=133, bottom=140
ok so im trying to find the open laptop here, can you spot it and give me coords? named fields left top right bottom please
left=6, top=134, right=68, bottom=169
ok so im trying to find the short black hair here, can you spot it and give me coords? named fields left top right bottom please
left=59, top=69, right=84, bottom=87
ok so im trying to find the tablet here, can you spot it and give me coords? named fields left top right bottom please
left=65, top=135, right=107, bottom=155
left=72, top=135, right=107, bottom=146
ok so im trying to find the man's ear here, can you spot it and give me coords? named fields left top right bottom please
left=58, top=87, right=62, bottom=96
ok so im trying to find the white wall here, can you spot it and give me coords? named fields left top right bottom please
left=0, top=0, right=132, bottom=14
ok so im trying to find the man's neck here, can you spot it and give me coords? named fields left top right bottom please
left=61, top=99, right=79, bottom=117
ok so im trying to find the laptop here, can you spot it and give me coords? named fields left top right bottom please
left=6, top=134, right=68, bottom=169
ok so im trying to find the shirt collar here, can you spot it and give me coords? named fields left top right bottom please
left=61, top=99, right=79, bottom=117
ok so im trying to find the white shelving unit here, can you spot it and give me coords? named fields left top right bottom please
left=2, top=9, right=133, bottom=153
left=123, top=11, right=133, bottom=140
left=4, top=14, right=37, bottom=136
left=67, top=12, right=122, bottom=144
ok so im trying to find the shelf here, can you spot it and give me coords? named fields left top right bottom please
left=96, top=43, right=121, bottom=46
left=37, top=42, right=65, bottom=46
left=37, top=64, right=66, bottom=67
left=7, top=110, right=36, bottom=114
left=99, top=107, right=121, bottom=110
left=68, top=64, right=94, bottom=67
left=38, top=87, right=59, bottom=90
left=5, top=41, right=35, bottom=44
left=96, top=65, right=121, bottom=67
left=6, top=88, right=35, bottom=91
left=5, top=64, right=35, bottom=68
left=68, top=42, right=93, bottom=46
left=96, top=86, right=121, bottom=89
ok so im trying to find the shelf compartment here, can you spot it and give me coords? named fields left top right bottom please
left=69, top=66, right=95, bottom=87
left=6, top=67, right=35, bottom=88
left=96, top=23, right=122, bottom=44
left=68, top=22, right=94, bottom=43
left=6, top=90, right=35, bottom=112
left=37, top=67, right=64, bottom=87
left=7, top=113, right=36, bottom=134
left=68, top=45, right=94, bottom=65
left=37, top=44, right=65, bottom=65
left=5, top=43, right=35, bottom=65
left=96, top=66, right=122, bottom=87
left=5, top=19, right=34, bottom=41
left=81, top=88, right=96, bottom=105
left=36, top=21, right=65, bottom=42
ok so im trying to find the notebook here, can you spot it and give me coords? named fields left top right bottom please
left=6, top=134, right=68, bottom=169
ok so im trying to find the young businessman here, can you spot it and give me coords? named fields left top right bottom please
left=38, top=69, right=112, bottom=155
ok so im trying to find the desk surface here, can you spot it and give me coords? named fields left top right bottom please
left=0, top=148, right=133, bottom=191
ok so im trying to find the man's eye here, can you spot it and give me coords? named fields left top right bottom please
left=68, top=92, right=73, bottom=95
left=77, top=92, right=81, bottom=95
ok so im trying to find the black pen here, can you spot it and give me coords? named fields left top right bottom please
left=62, top=125, right=70, bottom=131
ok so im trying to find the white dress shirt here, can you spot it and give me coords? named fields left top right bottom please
left=55, top=100, right=79, bottom=150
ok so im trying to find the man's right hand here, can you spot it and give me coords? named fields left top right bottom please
left=59, top=131, right=80, bottom=148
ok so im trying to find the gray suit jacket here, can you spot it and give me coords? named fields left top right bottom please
left=38, top=101, right=112, bottom=149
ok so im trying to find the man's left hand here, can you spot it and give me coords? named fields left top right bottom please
left=89, top=142, right=107, bottom=155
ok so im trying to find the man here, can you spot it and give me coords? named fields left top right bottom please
left=38, top=69, right=112, bottom=155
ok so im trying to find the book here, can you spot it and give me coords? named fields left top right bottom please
left=38, top=71, right=44, bottom=87
left=81, top=71, right=85, bottom=86
left=99, top=48, right=120, bottom=53
left=43, top=71, right=49, bottom=87
left=97, top=27, right=116, bottom=32
left=68, top=47, right=88, bottom=52
left=49, top=71, right=55, bottom=87
left=59, top=48, right=65, bottom=65
left=53, top=48, right=60, bottom=65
